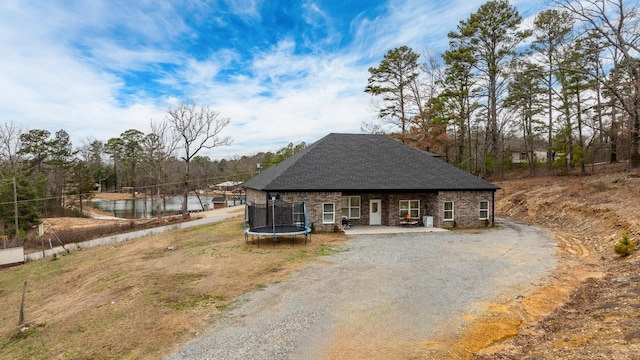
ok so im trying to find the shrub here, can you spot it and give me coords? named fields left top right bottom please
left=614, top=231, right=636, bottom=257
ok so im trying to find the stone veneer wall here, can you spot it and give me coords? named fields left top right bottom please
left=435, top=190, right=494, bottom=228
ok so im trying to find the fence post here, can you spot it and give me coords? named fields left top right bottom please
left=19, top=281, right=27, bottom=325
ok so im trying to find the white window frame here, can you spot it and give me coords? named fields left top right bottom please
left=341, top=196, right=361, bottom=219
left=443, top=201, right=454, bottom=221
left=479, top=200, right=489, bottom=220
left=399, top=200, right=420, bottom=218
left=322, top=203, right=335, bottom=224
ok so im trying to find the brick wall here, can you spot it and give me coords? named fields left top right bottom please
left=342, top=192, right=439, bottom=226
left=435, top=190, right=494, bottom=228
left=245, top=189, right=342, bottom=232
left=245, top=188, right=494, bottom=231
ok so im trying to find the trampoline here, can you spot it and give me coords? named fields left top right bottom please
left=244, top=194, right=311, bottom=247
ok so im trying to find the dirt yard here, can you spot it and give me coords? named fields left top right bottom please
left=453, top=169, right=640, bottom=359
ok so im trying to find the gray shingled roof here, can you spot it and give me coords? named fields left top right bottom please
left=244, top=133, right=499, bottom=192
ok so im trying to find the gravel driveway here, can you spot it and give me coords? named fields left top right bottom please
left=167, top=219, right=556, bottom=359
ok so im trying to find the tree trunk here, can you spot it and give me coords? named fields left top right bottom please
left=595, top=63, right=604, bottom=162
left=182, top=161, right=190, bottom=220
left=631, top=80, right=640, bottom=168
left=576, top=86, right=585, bottom=174
left=490, top=73, right=500, bottom=177
left=547, top=59, right=554, bottom=168
left=630, top=118, right=640, bottom=168
left=457, top=103, right=466, bottom=168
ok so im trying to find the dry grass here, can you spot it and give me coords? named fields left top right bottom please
left=0, top=217, right=347, bottom=359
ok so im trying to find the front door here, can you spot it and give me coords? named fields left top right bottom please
left=369, top=199, right=382, bottom=225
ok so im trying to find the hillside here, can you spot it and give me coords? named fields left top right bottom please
left=473, top=170, right=640, bottom=359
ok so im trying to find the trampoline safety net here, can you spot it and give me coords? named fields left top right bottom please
left=245, top=200, right=308, bottom=233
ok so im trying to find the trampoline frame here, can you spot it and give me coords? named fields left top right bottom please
left=243, top=196, right=311, bottom=247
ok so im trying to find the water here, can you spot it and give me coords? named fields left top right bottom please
left=91, top=195, right=244, bottom=219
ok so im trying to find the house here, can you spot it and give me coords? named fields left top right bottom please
left=243, top=133, right=499, bottom=231
left=510, top=149, right=548, bottom=164
left=213, top=181, right=244, bottom=193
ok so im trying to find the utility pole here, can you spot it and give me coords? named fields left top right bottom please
left=13, top=177, right=19, bottom=243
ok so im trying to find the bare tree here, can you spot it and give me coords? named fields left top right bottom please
left=0, top=121, right=24, bottom=175
left=166, top=103, right=231, bottom=217
left=143, top=119, right=178, bottom=216
left=555, top=0, right=640, bottom=167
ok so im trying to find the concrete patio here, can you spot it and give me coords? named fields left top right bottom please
left=343, top=225, right=448, bottom=235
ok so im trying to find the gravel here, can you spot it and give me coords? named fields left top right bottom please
left=167, top=219, right=556, bottom=360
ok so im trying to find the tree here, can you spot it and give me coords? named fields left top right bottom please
left=166, top=103, right=231, bottom=217
left=78, top=138, right=110, bottom=192
left=48, top=130, right=76, bottom=209
left=18, top=129, right=51, bottom=175
left=531, top=9, right=574, bottom=167
left=504, top=61, right=546, bottom=176
left=406, top=51, right=448, bottom=155
left=0, top=121, right=24, bottom=175
left=365, top=46, right=421, bottom=143
left=104, top=137, right=125, bottom=191
left=580, top=32, right=609, bottom=163
left=66, top=160, right=97, bottom=215
left=555, top=0, right=640, bottom=168
left=143, top=119, right=178, bottom=216
left=448, top=0, right=531, bottom=176
left=441, top=45, right=480, bottom=172
left=0, top=175, right=40, bottom=239
left=564, top=40, right=593, bottom=174
left=603, top=58, right=628, bottom=163
left=120, top=129, right=145, bottom=192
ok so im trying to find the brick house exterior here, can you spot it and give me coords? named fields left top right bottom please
left=243, top=133, right=499, bottom=232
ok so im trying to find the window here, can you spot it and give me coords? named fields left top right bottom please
left=341, top=196, right=361, bottom=219
left=399, top=200, right=420, bottom=218
left=322, top=203, right=335, bottom=224
left=479, top=201, right=489, bottom=220
left=443, top=201, right=454, bottom=221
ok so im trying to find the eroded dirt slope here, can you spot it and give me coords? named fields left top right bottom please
left=475, top=171, right=640, bottom=359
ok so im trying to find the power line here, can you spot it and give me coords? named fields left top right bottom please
left=0, top=172, right=253, bottom=207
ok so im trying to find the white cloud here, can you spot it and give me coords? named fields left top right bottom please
left=0, top=0, right=554, bottom=161
left=222, top=0, right=264, bottom=20
left=173, top=40, right=372, bottom=159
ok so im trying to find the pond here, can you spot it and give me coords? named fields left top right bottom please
left=91, top=195, right=244, bottom=219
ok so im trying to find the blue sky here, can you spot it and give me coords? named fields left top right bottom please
left=0, top=0, right=549, bottom=160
